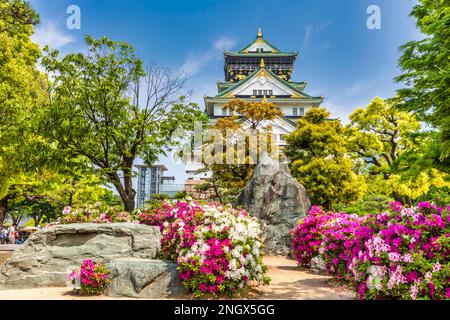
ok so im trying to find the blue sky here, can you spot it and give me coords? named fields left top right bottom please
left=29, top=0, right=421, bottom=182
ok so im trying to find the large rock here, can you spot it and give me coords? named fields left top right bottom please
left=238, top=153, right=311, bottom=255
left=0, top=223, right=161, bottom=289
left=105, top=258, right=185, bottom=298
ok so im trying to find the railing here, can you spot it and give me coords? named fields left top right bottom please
left=160, top=184, right=185, bottom=193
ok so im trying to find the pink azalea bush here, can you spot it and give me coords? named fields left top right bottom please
left=291, top=206, right=335, bottom=267
left=139, top=201, right=270, bottom=297
left=67, top=259, right=110, bottom=295
left=291, top=202, right=450, bottom=300
left=56, top=203, right=133, bottom=225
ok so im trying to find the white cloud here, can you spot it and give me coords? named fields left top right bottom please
left=214, top=38, right=236, bottom=51
left=302, top=21, right=332, bottom=51
left=179, top=37, right=236, bottom=77
left=32, top=22, right=75, bottom=50
left=303, top=25, right=314, bottom=47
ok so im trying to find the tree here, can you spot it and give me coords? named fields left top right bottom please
left=40, top=36, right=206, bottom=212
left=197, top=99, right=282, bottom=204
left=0, top=0, right=46, bottom=226
left=285, top=107, right=366, bottom=210
left=346, top=97, right=450, bottom=204
left=395, top=0, right=450, bottom=164
left=346, top=97, right=420, bottom=180
left=8, top=199, right=59, bottom=226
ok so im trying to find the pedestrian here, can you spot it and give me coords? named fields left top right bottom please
left=0, top=227, right=7, bottom=244
left=7, top=224, right=17, bottom=245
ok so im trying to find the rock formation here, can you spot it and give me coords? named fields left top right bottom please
left=238, top=153, right=311, bottom=255
left=105, top=258, right=185, bottom=298
left=0, top=223, right=161, bottom=289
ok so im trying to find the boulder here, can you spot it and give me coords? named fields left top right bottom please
left=310, top=256, right=328, bottom=274
left=105, top=258, right=185, bottom=298
left=238, top=153, right=311, bottom=255
left=0, top=223, right=161, bottom=289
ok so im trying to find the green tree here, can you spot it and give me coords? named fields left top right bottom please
left=395, top=0, right=450, bottom=164
left=346, top=97, right=450, bottom=204
left=346, top=97, right=420, bottom=180
left=285, top=107, right=366, bottom=210
left=0, top=0, right=46, bottom=226
left=40, top=36, right=206, bottom=212
left=197, top=99, right=282, bottom=204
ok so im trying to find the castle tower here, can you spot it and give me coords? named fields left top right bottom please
left=185, top=28, right=324, bottom=183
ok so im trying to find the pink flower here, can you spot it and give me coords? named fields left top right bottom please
left=432, top=262, right=442, bottom=273
left=198, top=283, right=207, bottom=292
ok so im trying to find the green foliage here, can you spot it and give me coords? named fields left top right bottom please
left=199, top=99, right=282, bottom=205
left=395, top=0, right=450, bottom=163
left=346, top=97, right=450, bottom=204
left=334, top=194, right=393, bottom=216
left=0, top=0, right=47, bottom=225
left=9, top=198, right=59, bottom=226
left=346, top=97, right=420, bottom=178
left=39, top=36, right=206, bottom=212
left=285, top=107, right=366, bottom=209
left=150, top=194, right=169, bottom=201
left=173, top=191, right=188, bottom=200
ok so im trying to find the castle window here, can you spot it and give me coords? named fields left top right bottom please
left=269, top=90, right=273, bottom=96
left=257, top=90, right=263, bottom=96
left=253, top=90, right=257, bottom=96
left=299, top=108, right=305, bottom=116
left=293, top=107, right=305, bottom=116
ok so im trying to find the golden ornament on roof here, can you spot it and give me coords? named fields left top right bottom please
left=260, top=58, right=265, bottom=68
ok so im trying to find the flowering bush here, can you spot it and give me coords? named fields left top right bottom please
left=291, top=206, right=334, bottom=267
left=292, top=202, right=450, bottom=300
left=56, top=203, right=134, bottom=225
left=67, top=259, right=111, bottom=295
left=140, top=201, right=270, bottom=297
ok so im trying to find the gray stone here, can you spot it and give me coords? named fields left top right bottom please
left=105, top=258, right=185, bottom=298
left=0, top=223, right=161, bottom=289
left=238, top=153, right=311, bottom=255
left=310, top=256, right=328, bottom=274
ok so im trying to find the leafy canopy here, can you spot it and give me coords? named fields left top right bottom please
left=285, top=107, right=366, bottom=209
left=395, top=0, right=450, bottom=162
left=40, top=36, right=206, bottom=211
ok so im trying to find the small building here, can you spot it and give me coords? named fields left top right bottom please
left=135, top=164, right=184, bottom=208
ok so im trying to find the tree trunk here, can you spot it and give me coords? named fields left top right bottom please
left=0, top=197, right=8, bottom=228
left=123, top=160, right=136, bottom=212
left=108, top=171, right=136, bottom=213
left=123, top=198, right=135, bottom=213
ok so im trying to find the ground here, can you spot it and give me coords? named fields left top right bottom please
left=0, top=254, right=353, bottom=300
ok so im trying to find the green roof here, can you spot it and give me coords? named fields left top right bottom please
left=224, top=51, right=298, bottom=58
left=214, top=66, right=321, bottom=100
left=205, top=96, right=324, bottom=103
left=238, top=36, right=281, bottom=53
left=217, top=82, right=234, bottom=93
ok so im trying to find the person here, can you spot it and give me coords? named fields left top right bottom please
left=7, top=224, right=17, bottom=245
left=15, top=228, right=21, bottom=244
left=0, top=227, right=7, bottom=244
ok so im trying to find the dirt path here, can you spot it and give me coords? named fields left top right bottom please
left=256, top=256, right=353, bottom=300
left=0, top=256, right=353, bottom=300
